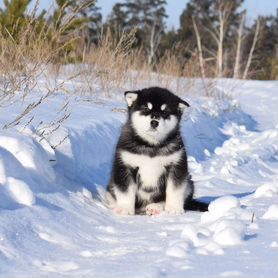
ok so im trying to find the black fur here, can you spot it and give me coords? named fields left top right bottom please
left=107, top=87, right=208, bottom=213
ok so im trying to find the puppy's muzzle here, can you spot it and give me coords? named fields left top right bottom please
left=150, top=120, right=159, bottom=129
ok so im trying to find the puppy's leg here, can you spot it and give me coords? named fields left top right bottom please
left=165, top=178, right=186, bottom=214
left=165, top=153, right=194, bottom=214
left=112, top=183, right=136, bottom=215
left=107, top=157, right=137, bottom=215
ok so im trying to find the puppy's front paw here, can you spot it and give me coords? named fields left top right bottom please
left=113, top=206, right=135, bottom=215
left=165, top=205, right=185, bottom=215
left=146, top=203, right=165, bottom=216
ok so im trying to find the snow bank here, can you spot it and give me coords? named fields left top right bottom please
left=0, top=79, right=277, bottom=277
left=262, top=205, right=278, bottom=220
left=168, top=196, right=247, bottom=258
left=6, top=177, right=35, bottom=206
left=0, top=130, right=57, bottom=208
left=254, top=183, right=277, bottom=198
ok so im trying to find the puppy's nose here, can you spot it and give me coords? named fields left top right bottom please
left=150, top=120, right=159, bottom=129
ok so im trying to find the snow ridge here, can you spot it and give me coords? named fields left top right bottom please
left=0, top=80, right=277, bottom=277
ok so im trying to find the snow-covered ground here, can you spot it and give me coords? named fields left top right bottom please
left=0, top=77, right=277, bottom=277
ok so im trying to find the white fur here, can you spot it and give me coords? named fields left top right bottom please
left=131, top=111, right=178, bottom=145
left=179, top=102, right=187, bottom=111
left=137, top=189, right=152, bottom=202
left=147, top=102, right=153, bottom=110
left=125, top=92, right=138, bottom=107
left=106, top=191, right=116, bottom=207
left=165, top=179, right=191, bottom=214
left=111, top=183, right=136, bottom=215
left=121, top=150, right=182, bottom=189
left=161, top=104, right=167, bottom=111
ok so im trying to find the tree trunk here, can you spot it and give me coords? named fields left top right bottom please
left=217, top=10, right=224, bottom=78
left=233, top=11, right=246, bottom=78
left=192, top=16, right=205, bottom=79
left=243, top=18, right=260, bottom=79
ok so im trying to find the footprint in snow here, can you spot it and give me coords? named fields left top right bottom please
left=37, top=229, right=76, bottom=249
left=33, top=259, right=79, bottom=272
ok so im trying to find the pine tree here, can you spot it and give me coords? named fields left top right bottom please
left=48, top=0, right=97, bottom=61
left=0, top=0, right=31, bottom=39
left=106, top=0, right=167, bottom=64
left=79, top=1, right=102, bottom=47
left=106, top=3, right=129, bottom=41
left=125, top=0, right=168, bottom=64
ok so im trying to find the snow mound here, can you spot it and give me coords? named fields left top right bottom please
left=208, top=196, right=239, bottom=217
left=6, top=177, right=35, bottom=206
left=262, top=205, right=278, bottom=220
left=178, top=216, right=245, bottom=256
left=0, top=79, right=277, bottom=277
left=201, top=196, right=249, bottom=223
left=254, top=183, right=277, bottom=198
left=166, top=244, right=189, bottom=258
left=170, top=196, right=252, bottom=256
left=0, top=130, right=56, bottom=209
left=0, top=131, right=55, bottom=184
left=212, top=220, right=244, bottom=246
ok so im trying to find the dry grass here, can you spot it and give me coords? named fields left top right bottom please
left=0, top=2, right=225, bottom=137
left=0, top=3, right=86, bottom=142
left=75, top=28, right=217, bottom=97
left=0, top=4, right=217, bottom=100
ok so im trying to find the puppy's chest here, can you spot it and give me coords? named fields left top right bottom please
left=120, top=150, right=182, bottom=187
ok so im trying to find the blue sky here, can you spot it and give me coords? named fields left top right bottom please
left=98, top=0, right=277, bottom=28
left=2, top=0, right=277, bottom=29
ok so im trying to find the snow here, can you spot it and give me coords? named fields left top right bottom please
left=6, top=177, right=35, bottom=206
left=213, top=222, right=243, bottom=246
left=0, top=77, right=277, bottom=277
left=262, top=205, right=278, bottom=220
left=207, top=196, right=239, bottom=217
left=254, top=183, right=277, bottom=198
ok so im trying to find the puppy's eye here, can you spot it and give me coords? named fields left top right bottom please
left=162, top=110, right=171, bottom=119
left=142, top=106, right=150, bottom=112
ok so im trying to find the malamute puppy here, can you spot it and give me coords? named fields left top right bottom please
left=106, top=87, right=208, bottom=215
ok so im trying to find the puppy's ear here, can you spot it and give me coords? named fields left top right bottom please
left=124, top=91, right=138, bottom=107
left=178, top=99, right=190, bottom=112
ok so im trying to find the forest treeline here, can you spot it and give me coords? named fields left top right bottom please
left=0, top=0, right=277, bottom=80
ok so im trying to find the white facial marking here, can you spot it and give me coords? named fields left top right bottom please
left=121, top=150, right=182, bottom=189
left=161, top=104, right=167, bottom=111
left=131, top=111, right=178, bottom=145
left=147, top=102, right=153, bottom=110
left=125, top=92, right=138, bottom=107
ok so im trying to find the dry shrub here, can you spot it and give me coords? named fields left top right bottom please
left=84, top=28, right=138, bottom=92
left=79, top=29, right=210, bottom=97
left=0, top=1, right=220, bottom=132
left=0, top=2, right=88, bottom=141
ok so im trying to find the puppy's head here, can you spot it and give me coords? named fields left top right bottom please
left=124, top=87, right=190, bottom=145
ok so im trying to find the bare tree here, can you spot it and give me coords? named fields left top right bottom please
left=233, top=11, right=246, bottom=78
left=192, top=16, right=205, bottom=79
left=147, top=20, right=162, bottom=65
left=217, top=5, right=225, bottom=77
left=199, top=1, right=233, bottom=78
left=215, top=1, right=236, bottom=78
left=243, top=18, right=261, bottom=79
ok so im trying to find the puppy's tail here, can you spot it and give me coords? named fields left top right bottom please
left=184, top=199, right=209, bottom=212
